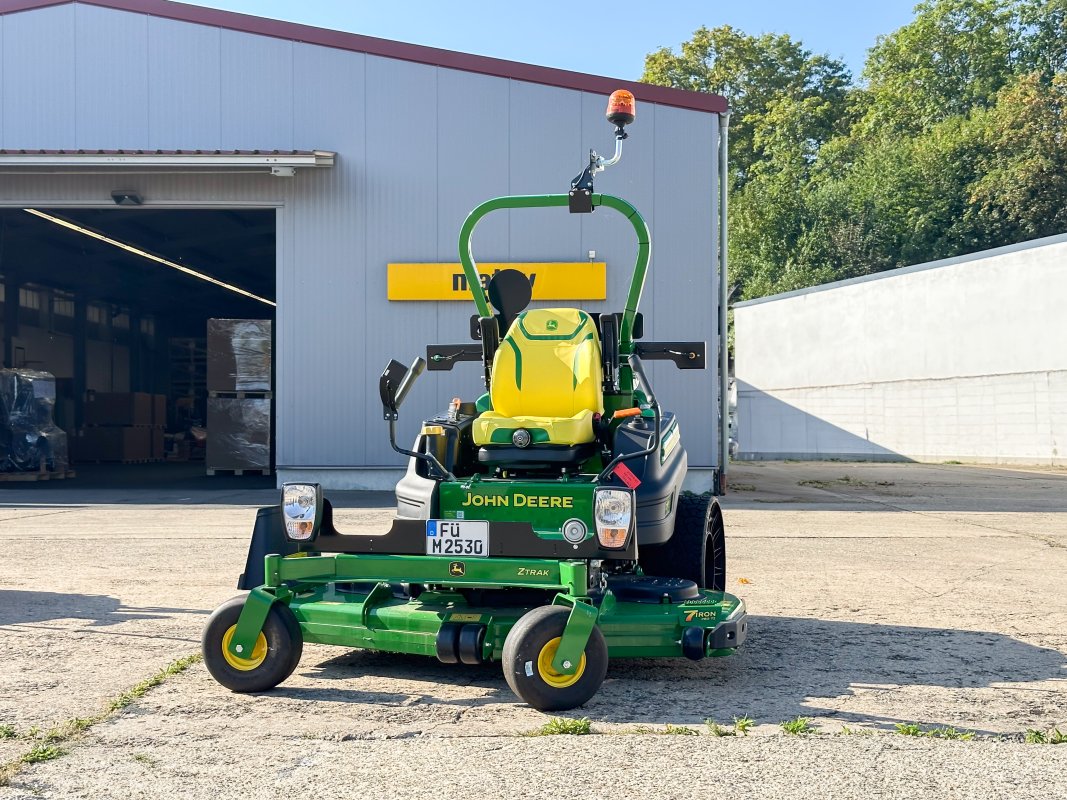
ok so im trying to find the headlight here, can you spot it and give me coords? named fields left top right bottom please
left=281, top=483, right=322, bottom=542
left=594, top=488, right=633, bottom=549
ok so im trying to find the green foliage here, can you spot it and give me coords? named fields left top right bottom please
left=896, top=723, right=976, bottom=739
left=927, top=726, right=976, bottom=740
left=526, top=717, right=593, bottom=736
left=705, top=720, right=735, bottom=737
left=781, top=717, right=816, bottom=735
left=862, top=0, right=1016, bottom=133
left=642, top=25, right=850, bottom=184
left=0, top=726, right=16, bottom=740
left=895, top=722, right=925, bottom=736
left=838, top=725, right=875, bottom=737
left=643, top=1, right=1067, bottom=304
left=733, top=716, right=755, bottom=736
left=20, top=745, right=64, bottom=764
left=663, top=723, right=700, bottom=735
left=1024, top=728, right=1048, bottom=743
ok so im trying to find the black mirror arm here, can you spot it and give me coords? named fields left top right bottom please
left=388, top=419, right=456, bottom=482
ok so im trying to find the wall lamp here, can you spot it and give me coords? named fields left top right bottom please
left=111, top=190, right=143, bottom=206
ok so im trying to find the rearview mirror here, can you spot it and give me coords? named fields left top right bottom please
left=380, top=359, right=409, bottom=420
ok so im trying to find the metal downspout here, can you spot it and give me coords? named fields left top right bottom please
left=718, top=111, right=731, bottom=490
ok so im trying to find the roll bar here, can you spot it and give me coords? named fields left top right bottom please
left=456, top=193, right=651, bottom=351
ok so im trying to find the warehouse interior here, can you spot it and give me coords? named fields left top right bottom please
left=0, top=207, right=276, bottom=487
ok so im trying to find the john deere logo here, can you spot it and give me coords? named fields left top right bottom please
left=448, top=561, right=465, bottom=577
left=546, top=319, right=558, bottom=331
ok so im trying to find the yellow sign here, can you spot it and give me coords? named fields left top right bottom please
left=387, top=262, right=606, bottom=301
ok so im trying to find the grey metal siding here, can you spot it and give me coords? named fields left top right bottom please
left=0, top=6, right=721, bottom=477
left=147, top=16, right=222, bottom=149
left=220, top=28, right=294, bottom=150
left=2, top=4, right=77, bottom=147
left=75, top=5, right=149, bottom=148
left=284, top=44, right=366, bottom=468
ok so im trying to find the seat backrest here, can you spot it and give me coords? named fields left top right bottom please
left=491, top=309, right=603, bottom=418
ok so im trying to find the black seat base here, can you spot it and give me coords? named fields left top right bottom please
left=477, top=443, right=596, bottom=468
left=603, top=575, right=701, bottom=604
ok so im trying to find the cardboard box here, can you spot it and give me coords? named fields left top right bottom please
left=207, top=319, right=272, bottom=392
left=151, top=427, right=164, bottom=459
left=78, top=426, right=151, bottom=462
left=206, top=397, right=270, bottom=470
left=152, top=394, right=167, bottom=428
left=84, top=392, right=153, bottom=426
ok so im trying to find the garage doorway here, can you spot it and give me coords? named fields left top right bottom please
left=0, top=207, right=277, bottom=489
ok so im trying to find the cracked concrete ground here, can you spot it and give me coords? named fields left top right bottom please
left=1, top=461, right=1065, bottom=798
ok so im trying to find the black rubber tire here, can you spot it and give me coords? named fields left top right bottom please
left=435, top=623, right=462, bottom=664
left=458, top=624, right=487, bottom=665
left=202, top=596, right=303, bottom=692
left=638, top=494, right=726, bottom=590
left=502, top=605, right=608, bottom=712
left=681, top=625, right=706, bottom=661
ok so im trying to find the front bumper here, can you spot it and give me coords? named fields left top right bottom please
left=707, top=612, right=748, bottom=652
left=239, top=504, right=637, bottom=589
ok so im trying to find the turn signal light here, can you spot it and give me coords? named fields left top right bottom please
left=606, top=90, right=636, bottom=127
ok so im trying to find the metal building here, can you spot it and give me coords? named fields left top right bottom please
left=734, top=233, right=1067, bottom=465
left=0, top=0, right=729, bottom=489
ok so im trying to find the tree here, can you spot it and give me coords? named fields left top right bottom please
left=643, top=3, right=1067, bottom=303
left=861, top=0, right=1017, bottom=132
left=968, top=71, right=1067, bottom=240
left=1018, top=0, right=1067, bottom=77
left=641, top=26, right=851, bottom=184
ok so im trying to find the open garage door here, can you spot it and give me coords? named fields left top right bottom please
left=0, top=207, right=277, bottom=489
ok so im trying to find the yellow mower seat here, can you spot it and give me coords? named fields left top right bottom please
left=473, top=308, right=603, bottom=447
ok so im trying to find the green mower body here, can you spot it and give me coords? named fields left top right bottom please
left=204, top=93, right=747, bottom=711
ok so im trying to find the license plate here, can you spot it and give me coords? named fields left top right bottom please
left=426, top=519, right=489, bottom=557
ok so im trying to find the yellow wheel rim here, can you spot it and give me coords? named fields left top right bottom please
left=536, top=637, right=586, bottom=689
left=221, top=624, right=268, bottom=671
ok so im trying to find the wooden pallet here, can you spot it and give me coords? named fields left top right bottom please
left=80, top=458, right=162, bottom=465
left=0, top=468, right=76, bottom=482
left=207, top=467, right=272, bottom=476
left=208, top=390, right=273, bottom=400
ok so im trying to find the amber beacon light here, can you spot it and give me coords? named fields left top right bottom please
left=606, top=89, right=636, bottom=129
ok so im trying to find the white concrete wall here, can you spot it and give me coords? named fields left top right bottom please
left=734, top=233, right=1067, bottom=464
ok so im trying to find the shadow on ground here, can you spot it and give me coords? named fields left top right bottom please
left=274, top=616, right=1065, bottom=730
left=0, top=590, right=209, bottom=626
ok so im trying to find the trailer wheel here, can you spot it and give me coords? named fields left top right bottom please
left=502, top=606, right=607, bottom=712
left=202, top=596, right=303, bottom=692
left=639, top=494, right=726, bottom=590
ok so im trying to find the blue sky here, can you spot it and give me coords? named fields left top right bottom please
left=194, top=1, right=919, bottom=82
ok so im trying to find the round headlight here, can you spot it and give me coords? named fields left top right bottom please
left=562, top=518, right=587, bottom=544
left=512, top=428, right=532, bottom=448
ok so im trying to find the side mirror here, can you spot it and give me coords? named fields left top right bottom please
left=379, top=357, right=426, bottom=420
left=380, top=359, right=408, bottom=420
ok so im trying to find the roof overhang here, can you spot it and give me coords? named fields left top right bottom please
left=0, top=149, right=336, bottom=175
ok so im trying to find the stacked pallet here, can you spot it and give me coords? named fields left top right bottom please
left=205, top=319, right=272, bottom=476
left=80, top=392, right=167, bottom=463
left=0, top=369, right=74, bottom=481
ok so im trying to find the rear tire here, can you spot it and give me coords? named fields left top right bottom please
left=638, top=494, right=726, bottom=590
left=502, top=606, right=607, bottom=712
left=202, top=596, right=303, bottom=692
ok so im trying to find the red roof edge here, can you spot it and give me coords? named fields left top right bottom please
left=0, top=0, right=728, bottom=114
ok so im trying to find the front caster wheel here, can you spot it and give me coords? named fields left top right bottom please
left=202, top=595, right=303, bottom=692
left=502, top=605, right=608, bottom=712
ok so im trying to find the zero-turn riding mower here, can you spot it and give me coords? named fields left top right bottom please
left=203, top=90, right=747, bottom=711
